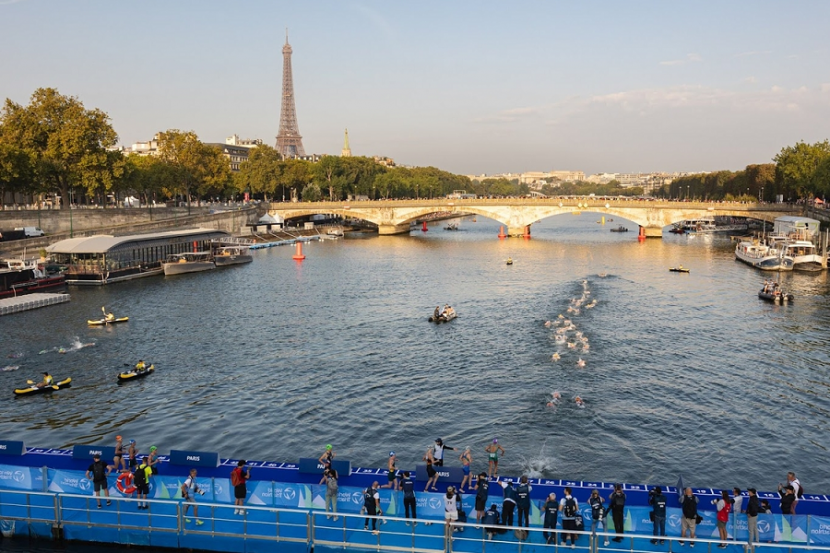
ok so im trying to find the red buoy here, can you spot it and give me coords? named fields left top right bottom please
left=523, top=225, right=531, bottom=239
left=638, top=226, right=646, bottom=242
left=422, top=221, right=428, bottom=232
left=292, top=241, right=306, bottom=260
left=498, top=226, right=507, bottom=239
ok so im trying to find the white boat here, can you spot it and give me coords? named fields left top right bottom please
left=681, top=217, right=748, bottom=234
left=213, top=246, right=253, bottom=267
left=767, top=237, right=824, bottom=271
left=735, top=241, right=794, bottom=271
left=162, top=252, right=216, bottom=275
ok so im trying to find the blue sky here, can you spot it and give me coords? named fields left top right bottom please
left=1, top=0, right=829, bottom=175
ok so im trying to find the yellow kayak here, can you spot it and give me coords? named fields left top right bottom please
left=14, top=377, right=72, bottom=396
left=88, top=317, right=129, bottom=326
left=117, top=364, right=155, bottom=382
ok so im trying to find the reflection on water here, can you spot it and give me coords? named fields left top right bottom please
left=1, top=214, right=829, bottom=492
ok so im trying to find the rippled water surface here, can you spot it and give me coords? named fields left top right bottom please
left=2, top=214, right=829, bottom=492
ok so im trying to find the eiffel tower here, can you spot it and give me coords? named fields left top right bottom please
left=275, top=30, right=306, bottom=158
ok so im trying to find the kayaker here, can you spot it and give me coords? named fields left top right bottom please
left=135, top=360, right=146, bottom=373
left=36, top=372, right=54, bottom=388
left=102, top=306, right=115, bottom=322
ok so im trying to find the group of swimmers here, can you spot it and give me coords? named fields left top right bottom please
left=546, top=391, right=585, bottom=409
left=545, top=279, right=597, bottom=408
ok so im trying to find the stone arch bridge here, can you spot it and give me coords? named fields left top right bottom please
left=268, top=198, right=801, bottom=237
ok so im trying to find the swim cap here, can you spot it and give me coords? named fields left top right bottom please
left=435, top=437, right=442, bottom=442
left=116, top=436, right=122, bottom=440
left=326, top=444, right=332, bottom=450
left=129, top=439, right=135, bottom=444
left=493, top=438, right=498, bottom=444
left=150, top=446, right=157, bottom=451
left=389, top=451, right=395, bottom=456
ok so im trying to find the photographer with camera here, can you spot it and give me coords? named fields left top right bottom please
left=649, top=486, right=667, bottom=544
left=182, top=468, right=205, bottom=525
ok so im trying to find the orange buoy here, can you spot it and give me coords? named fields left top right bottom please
left=523, top=225, right=531, bottom=239
left=498, top=225, right=507, bottom=239
left=638, top=226, right=646, bottom=242
left=422, top=221, right=428, bottom=232
left=116, top=471, right=136, bottom=495
left=292, top=241, right=306, bottom=260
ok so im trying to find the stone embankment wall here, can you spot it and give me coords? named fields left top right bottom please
left=0, top=205, right=265, bottom=256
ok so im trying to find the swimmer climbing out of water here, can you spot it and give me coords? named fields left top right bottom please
left=459, top=447, right=473, bottom=492
left=484, top=439, right=505, bottom=479
left=423, top=445, right=438, bottom=491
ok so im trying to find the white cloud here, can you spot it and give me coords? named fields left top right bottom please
left=744, top=76, right=758, bottom=84
left=659, top=53, right=703, bottom=66
left=472, top=106, right=538, bottom=124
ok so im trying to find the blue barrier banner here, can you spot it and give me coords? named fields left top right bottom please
left=298, top=457, right=351, bottom=476
left=213, top=477, right=232, bottom=504
left=0, top=441, right=25, bottom=456
left=0, top=464, right=40, bottom=491
left=47, top=468, right=93, bottom=494
left=147, top=475, right=180, bottom=499
left=415, top=464, right=465, bottom=483
left=271, top=482, right=313, bottom=509
left=248, top=480, right=275, bottom=507
left=809, top=514, right=830, bottom=544
left=169, top=450, right=219, bottom=468
left=72, top=445, right=115, bottom=461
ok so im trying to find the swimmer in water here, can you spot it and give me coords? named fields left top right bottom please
left=551, top=391, right=561, bottom=403
left=544, top=320, right=551, bottom=327
left=551, top=353, right=560, bottom=361
left=575, top=396, right=585, bottom=408
left=567, top=342, right=576, bottom=349
left=576, top=358, right=586, bottom=368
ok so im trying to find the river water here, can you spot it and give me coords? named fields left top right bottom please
left=2, top=214, right=829, bottom=494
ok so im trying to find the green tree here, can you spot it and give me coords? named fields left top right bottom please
left=157, top=130, right=231, bottom=206
left=234, top=144, right=282, bottom=199
left=0, top=87, right=119, bottom=209
left=774, top=140, right=830, bottom=199
left=301, top=182, right=322, bottom=202
left=312, top=155, right=344, bottom=200
left=118, top=154, right=178, bottom=206
left=0, top=143, right=35, bottom=208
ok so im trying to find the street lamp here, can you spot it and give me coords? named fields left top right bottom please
left=687, top=185, right=690, bottom=200
left=760, top=187, right=764, bottom=202
left=68, top=188, right=74, bottom=238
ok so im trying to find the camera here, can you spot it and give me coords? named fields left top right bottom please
left=199, top=490, right=205, bottom=496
